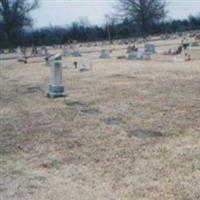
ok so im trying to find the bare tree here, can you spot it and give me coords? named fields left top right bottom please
left=0, top=0, right=38, bottom=43
left=117, top=0, right=167, bottom=35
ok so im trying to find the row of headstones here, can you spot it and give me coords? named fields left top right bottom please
left=128, top=43, right=156, bottom=60
left=99, top=43, right=154, bottom=60
left=16, top=46, right=82, bottom=62
left=16, top=46, right=49, bottom=62
left=17, top=42, right=156, bottom=63
left=99, top=43, right=156, bottom=60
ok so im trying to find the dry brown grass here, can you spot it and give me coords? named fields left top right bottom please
left=1, top=38, right=200, bottom=200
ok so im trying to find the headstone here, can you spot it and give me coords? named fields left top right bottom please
left=37, top=48, right=43, bottom=56
left=136, top=51, right=147, bottom=60
left=128, top=51, right=138, bottom=60
left=47, top=53, right=67, bottom=98
left=63, top=47, right=72, bottom=57
left=16, top=47, right=24, bottom=61
left=99, top=49, right=111, bottom=59
left=163, top=48, right=177, bottom=55
left=73, top=50, right=81, bottom=57
left=37, top=47, right=47, bottom=57
left=145, top=43, right=156, bottom=54
left=79, top=64, right=90, bottom=72
left=128, top=50, right=151, bottom=60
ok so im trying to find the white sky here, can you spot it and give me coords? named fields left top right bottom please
left=31, top=0, right=200, bottom=28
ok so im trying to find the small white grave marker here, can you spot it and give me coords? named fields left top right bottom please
left=145, top=43, right=156, bottom=54
left=16, top=47, right=23, bottom=61
left=73, top=50, right=81, bottom=57
left=99, top=49, right=111, bottom=59
left=63, top=47, right=72, bottom=57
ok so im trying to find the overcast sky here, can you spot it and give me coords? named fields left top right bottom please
left=31, top=0, right=200, bottom=28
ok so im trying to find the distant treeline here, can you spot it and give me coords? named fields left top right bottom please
left=1, top=15, right=200, bottom=48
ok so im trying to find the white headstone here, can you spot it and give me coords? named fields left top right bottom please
left=63, top=47, right=72, bottom=57
left=16, top=47, right=23, bottom=61
left=99, top=49, right=111, bottom=59
left=73, top=50, right=81, bottom=57
left=145, top=43, right=156, bottom=54
left=128, top=51, right=137, bottom=60
left=128, top=50, right=151, bottom=60
left=47, top=53, right=67, bottom=98
left=79, top=63, right=90, bottom=72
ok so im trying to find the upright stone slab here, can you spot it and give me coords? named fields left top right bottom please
left=47, top=53, right=67, bottom=98
left=99, top=49, right=111, bottom=59
left=16, top=47, right=24, bottom=61
left=128, top=51, right=138, bottom=60
left=145, top=43, right=156, bottom=54
left=73, top=50, right=81, bottom=57
left=128, top=50, right=151, bottom=60
left=63, top=47, right=72, bottom=57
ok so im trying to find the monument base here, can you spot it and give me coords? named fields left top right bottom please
left=47, top=84, right=67, bottom=98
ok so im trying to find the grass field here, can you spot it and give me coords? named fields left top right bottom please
left=1, top=38, right=200, bottom=200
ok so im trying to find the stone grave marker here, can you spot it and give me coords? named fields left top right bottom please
left=63, top=47, right=72, bottom=57
left=16, top=47, right=24, bottom=61
left=79, top=63, right=90, bottom=72
left=128, top=51, right=138, bottom=60
left=73, top=50, right=81, bottom=57
left=128, top=50, right=151, bottom=60
left=99, top=49, right=111, bottom=59
left=145, top=43, right=156, bottom=54
left=47, top=53, right=67, bottom=98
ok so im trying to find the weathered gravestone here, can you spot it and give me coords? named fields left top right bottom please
left=63, top=47, right=72, bottom=57
left=128, top=51, right=138, bottom=60
left=16, top=47, right=24, bottom=61
left=99, top=49, right=111, bottom=59
left=145, top=43, right=156, bottom=54
left=37, top=47, right=47, bottom=57
left=47, top=53, right=67, bottom=98
left=79, top=63, right=90, bottom=72
left=128, top=50, right=151, bottom=60
left=73, top=50, right=81, bottom=57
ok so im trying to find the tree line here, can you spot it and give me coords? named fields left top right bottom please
left=0, top=0, right=200, bottom=48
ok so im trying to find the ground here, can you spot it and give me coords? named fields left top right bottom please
left=1, top=38, right=200, bottom=200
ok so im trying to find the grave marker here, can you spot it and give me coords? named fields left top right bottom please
left=47, top=53, right=67, bottom=98
left=99, top=49, right=111, bottom=59
left=73, top=50, right=81, bottom=57
left=145, top=43, right=156, bottom=54
left=63, top=47, right=72, bottom=57
left=16, top=47, right=24, bottom=61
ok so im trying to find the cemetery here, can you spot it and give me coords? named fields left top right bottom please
left=2, top=0, right=200, bottom=198
left=1, top=33, right=200, bottom=199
